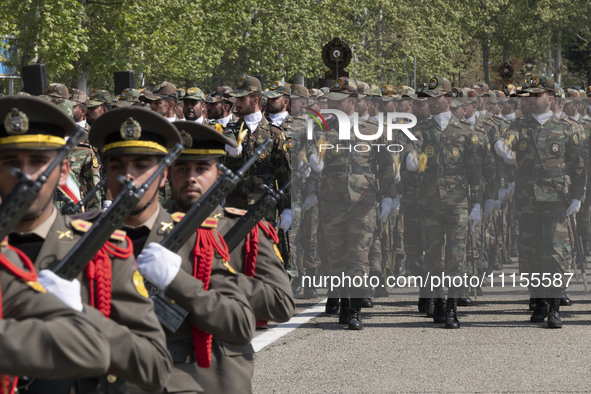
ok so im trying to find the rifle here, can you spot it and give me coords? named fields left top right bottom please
left=277, top=228, right=296, bottom=277
left=150, top=138, right=272, bottom=333
left=0, top=126, right=85, bottom=241
left=565, top=202, right=588, bottom=292
left=49, top=144, right=183, bottom=280
left=223, top=163, right=306, bottom=252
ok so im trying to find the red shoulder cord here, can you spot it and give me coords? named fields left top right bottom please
left=191, top=228, right=230, bottom=368
left=0, top=246, right=38, bottom=394
left=245, top=221, right=279, bottom=327
left=85, top=236, right=133, bottom=318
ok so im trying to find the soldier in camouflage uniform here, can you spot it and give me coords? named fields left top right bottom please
left=86, top=89, right=112, bottom=126
left=563, top=89, right=591, bottom=261
left=224, top=76, right=292, bottom=229
left=317, top=77, right=395, bottom=330
left=407, top=77, right=491, bottom=329
left=399, top=91, right=431, bottom=312
left=43, top=85, right=103, bottom=213
left=112, top=88, right=142, bottom=108
left=501, top=76, right=586, bottom=328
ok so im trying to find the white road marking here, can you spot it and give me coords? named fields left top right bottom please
left=252, top=299, right=327, bottom=352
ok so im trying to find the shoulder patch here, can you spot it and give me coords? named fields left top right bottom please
left=71, top=219, right=93, bottom=233
left=171, top=212, right=185, bottom=223
left=201, top=217, right=218, bottom=229
left=225, top=207, right=247, bottom=216
left=132, top=270, right=149, bottom=298
left=110, top=229, right=126, bottom=241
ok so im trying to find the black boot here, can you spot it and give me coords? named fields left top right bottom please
left=457, top=287, right=473, bottom=307
left=530, top=298, right=549, bottom=323
left=445, top=297, right=460, bottom=329
left=433, top=298, right=446, bottom=324
left=338, top=298, right=350, bottom=324
left=528, top=297, right=536, bottom=311
left=361, top=297, right=374, bottom=308
left=559, top=291, right=572, bottom=307
left=303, top=286, right=317, bottom=299
left=373, top=273, right=389, bottom=298
left=348, top=298, right=364, bottom=330
left=426, top=298, right=435, bottom=318
left=325, top=291, right=339, bottom=314
left=547, top=298, right=562, bottom=329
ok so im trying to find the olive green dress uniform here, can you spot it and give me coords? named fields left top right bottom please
left=169, top=121, right=293, bottom=393
left=88, top=109, right=256, bottom=393
left=0, top=96, right=171, bottom=393
left=11, top=209, right=172, bottom=393
left=129, top=205, right=256, bottom=393
left=0, top=248, right=111, bottom=381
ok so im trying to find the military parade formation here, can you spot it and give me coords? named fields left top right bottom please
left=1, top=51, right=591, bottom=393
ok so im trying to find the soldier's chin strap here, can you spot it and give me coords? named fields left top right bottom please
left=129, top=173, right=164, bottom=216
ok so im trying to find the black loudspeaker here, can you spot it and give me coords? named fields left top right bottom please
left=21, top=64, right=47, bottom=96
left=114, top=71, right=135, bottom=95
left=253, top=74, right=264, bottom=89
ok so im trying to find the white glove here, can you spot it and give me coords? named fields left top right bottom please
left=498, top=187, right=507, bottom=202
left=225, top=144, right=243, bottom=158
left=393, top=162, right=401, bottom=183
left=137, top=243, right=182, bottom=290
left=379, top=197, right=393, bottom=222
left=469, top=203, right=481, bottom=233
left=406, top=151, right=419, bottom=172
left=102, top=200, right=113, bottom=211
left=483, top=199, right=500, bottom=221
left=309, top=153, right=324, bottom=173
left=494, top=140, right=515, bottom=165
left=38, top=270, right=83, bottom=312
left=507, top=181, right=515, bottom=198
left=297, top=161, right=311, bottom=178
left=278, top=208, right=292, bottom=231
left=302, top=194, right=316, bottom=211
left=566, top=199, right=582, bottom=216
left=391, top=195, right=401, bottom=215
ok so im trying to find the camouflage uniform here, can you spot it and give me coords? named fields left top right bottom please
left=506, top=78, right=586, bottom=327
left=318, top=77, right=395, bottom=329
left=412, top=77, right=489, bottom=328
left=225, top=76, right=292, bottom=224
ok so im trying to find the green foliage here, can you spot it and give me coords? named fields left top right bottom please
left=1, top=0, right=591, bottom=92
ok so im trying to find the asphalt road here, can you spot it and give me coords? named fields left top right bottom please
left=252, top=262, right=591, bottom=393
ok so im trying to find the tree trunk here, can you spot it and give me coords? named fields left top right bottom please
left=554, top=29, right=562, bottom=85
left=546, top=36, right=553, bottom=76
left=482, top=38, right=490, bottom=85
left=375, top=7, right=383, bottom=83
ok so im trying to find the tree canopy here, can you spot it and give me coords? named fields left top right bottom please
left=1, top=0, right=591, bottom=93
